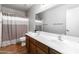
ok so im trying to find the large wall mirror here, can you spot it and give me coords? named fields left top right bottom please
left=35, top=4, right=79, bottom=37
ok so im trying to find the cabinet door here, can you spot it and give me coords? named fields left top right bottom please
left=36, top=41, right=48, bottom=53
left=26, top=35, right=30, bottom=47
left=26, top=35, right=30, bottom=53
left=49, top=48, right=61, bottom=54
left=36, top=47, right=46, bottom=54
left=30, top=43, right=37, bottom=54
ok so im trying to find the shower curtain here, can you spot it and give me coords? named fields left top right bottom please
left=1, top=13, right=28, bottom=47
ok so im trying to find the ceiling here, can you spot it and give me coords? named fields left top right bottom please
left=2, top=4, right=33, bottom=11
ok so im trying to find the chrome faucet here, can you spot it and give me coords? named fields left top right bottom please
left=36, top=31, right=40, bottom=35
left=34, top=30, right=37, bottom=33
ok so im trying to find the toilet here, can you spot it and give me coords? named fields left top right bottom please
left=19, top=37, right=26, bottom=46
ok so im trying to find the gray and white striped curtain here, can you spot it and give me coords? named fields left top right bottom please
left=2, top=13, right=28, bottom=47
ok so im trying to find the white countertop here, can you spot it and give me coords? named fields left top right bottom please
left=25, top=31, right=79, bottom=54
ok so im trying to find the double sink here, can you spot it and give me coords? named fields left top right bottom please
left=27, top=31, right=79, bottom=53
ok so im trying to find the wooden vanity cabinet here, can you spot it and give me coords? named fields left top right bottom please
left=26, top=35, right=61, bottom=54
left=29, top=41, right=47, bottom=54
left=30, top=42, right=37, bottom=54
left=36, top=40, right=49, bottom=53
left=29, top=37, right=49, bottom=54
left=36, top=47, right=46, bottom=54
left=49, top=48, right=61, bottom=54
left=26, top=35, right=30, bottom=53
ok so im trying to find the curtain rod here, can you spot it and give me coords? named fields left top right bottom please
left=2, top=12, right=16, bottom=16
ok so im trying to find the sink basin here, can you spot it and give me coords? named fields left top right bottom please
left=29, top=32, right=64, bottom=43
left=38, top=34, right=59, bottom=41
left=26, top=32, right=79, bottom=53
left=28, top=31, right=60, bottom=41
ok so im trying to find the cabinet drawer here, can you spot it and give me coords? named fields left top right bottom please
left=30, top=43, right=37, bottom=54
left=30, top=38, right=37, bottom=44
left=30, top=38, right=48, bottom=53
left=49, top=48, right=61, bottom=54
left=36, top=41, right=48, bottom=53
left=36, top=47, right=46, bottom=54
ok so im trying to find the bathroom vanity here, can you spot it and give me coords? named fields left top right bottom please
left=26, top=34, right=61, bottom=54
left=25, top=31, right=79, bottom=54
